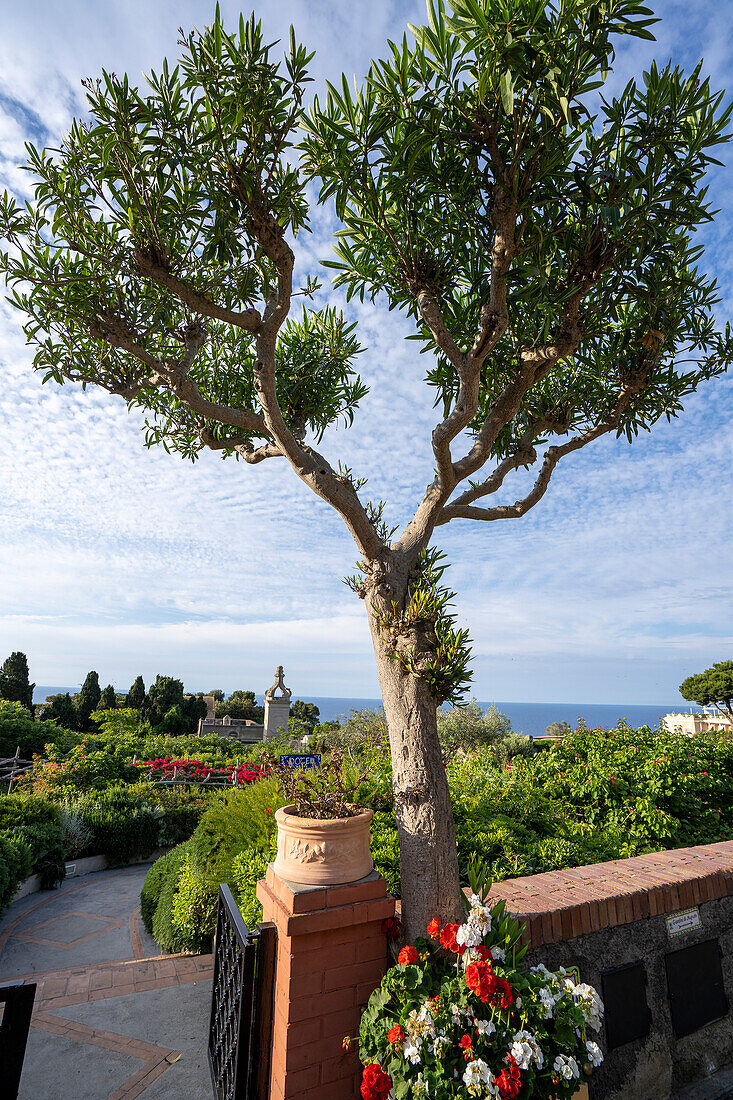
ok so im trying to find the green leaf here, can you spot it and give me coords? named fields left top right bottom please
left=500, top=69, right=515, bottom=115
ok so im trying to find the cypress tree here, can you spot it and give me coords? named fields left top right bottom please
left=77, top=671, right=101, bottom=731
left=99, top=684, right=117, bottom=711
left=125, top=675, right=146, bottom=711
left=0, top=651, right=35, bottom=711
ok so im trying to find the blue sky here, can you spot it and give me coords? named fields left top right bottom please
left=0, top=0, right=731, bottom=704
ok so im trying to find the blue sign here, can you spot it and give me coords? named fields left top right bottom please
left=279, top=753, right=321, bottom=771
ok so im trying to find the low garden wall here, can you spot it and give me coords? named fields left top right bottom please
left=490, top=841, right=733, bottom=1100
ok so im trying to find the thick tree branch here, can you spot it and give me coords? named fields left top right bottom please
left=132, top=251, right=262, bottom=331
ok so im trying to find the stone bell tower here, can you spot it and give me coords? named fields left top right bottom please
left=263, top=665, right=292, bottom=739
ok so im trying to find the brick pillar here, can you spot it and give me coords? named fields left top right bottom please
left=256, top=865, right=395, bottom=1100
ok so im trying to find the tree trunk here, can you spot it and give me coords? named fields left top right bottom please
left=369, top=617, right=464, bottom=941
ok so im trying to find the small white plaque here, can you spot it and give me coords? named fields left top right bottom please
left=65, top=863, right=77, bottom=876
left=667, top=907, right=701, bottom=936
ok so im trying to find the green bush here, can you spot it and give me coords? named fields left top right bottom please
left=141, top=785, right=212, bottom=846
left=170, top=853, right=218, bottom=952
left=74, top=787, right=159, bottom=864
left=189, top=779, right=281, bottom=886
left=0, top=831, right=33, bottom=910
left=0, top=794, right=61, bottom=829
left=151, top=842, right=192, bottom=951
left=141, top=845, right=181, bottom=934
left=0, top=700, right=75, bottom=758
left=231, top=839, right=276, bottom=929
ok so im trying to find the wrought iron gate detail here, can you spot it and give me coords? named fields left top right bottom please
left=208, top=884, right=276, bottom=1100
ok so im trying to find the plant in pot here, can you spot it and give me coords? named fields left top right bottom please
left=269, top=752, right=374, bottom=886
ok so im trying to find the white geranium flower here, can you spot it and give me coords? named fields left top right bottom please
left=432, top=1036, right=449, bottom=1058
left=572, top=983, right=604, bottom=1032
left=463, top=1059, right=495, bottom=1096
left=403, top=1039, right=421, bottom=1065
left=475, top=1018, right=496, bottom=1037
left=530, top=963, right=552, bottom=979
left=553, top=1055, right=580, bottom=1081
left=586, top=1040, right=604, bottom=1067
left=537, top=987, right=555, bottom=1019
left=510, top=1030, right=543, bottom=1070
left=491, top=946, right=506, bottom=963
left=456, top=923, right=483, bottom=948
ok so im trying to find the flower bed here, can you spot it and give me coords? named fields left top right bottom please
left=359, top=893, right=603, bottom=1099
left=133, top=757, right=270, bottom=785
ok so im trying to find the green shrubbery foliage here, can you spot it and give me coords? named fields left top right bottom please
left=0, top=794, right=65, bottom=909
left=0, top=700, right=74, bottom=758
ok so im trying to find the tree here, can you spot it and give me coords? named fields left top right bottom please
left=0, top=652, right=35, bottom=711
left=99, top=684, right=117, bottom=711
left=215, top=690, right=264, bottom=722
left=680, top=662, right=733, bottom=723
left=77, top=671, right=101, bottom=731
left=125, top=675, right=146, bottom=711
left=44, top=692, right=79, bottom=731
left=144, top=675, right=185, bottom=729
left=290, top=699, right=320, bottom=732
left=1, top=2, right=731, bottom=934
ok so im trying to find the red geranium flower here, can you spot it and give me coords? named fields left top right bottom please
left=426, top=917, right=441, bottom=939
left=459, top=1034, right=472, bottom=1049
left=398, top=945, right=419, bottom=965
left=361, top=1063, right=392, bottom=1100
left=496, top=1057, right=521, bottom=1099
left=439, top=922, right=465, bottom=955
left=381, top=917, right=402, bottom=941
left=488, top=976, right=514, bottom=1010
left=387, top=1025, right=405, bottom=1045
left=464, top=959, right=494, bottom=1002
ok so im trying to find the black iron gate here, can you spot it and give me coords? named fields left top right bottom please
left=0, top=980, right=36, bottom=1100
left=208, top=884, right=276, bottom=1100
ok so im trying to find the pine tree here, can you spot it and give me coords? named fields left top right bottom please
left=77, top=671, right=101, bottom=731
left=0, top=651, right=35, bottom=711
left=125, top=675, right=146, bottom=711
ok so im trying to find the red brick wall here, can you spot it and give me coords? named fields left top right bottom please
left=487, top=840, right=733, bottom=947
left=257, top=867, right=394, bottom=1100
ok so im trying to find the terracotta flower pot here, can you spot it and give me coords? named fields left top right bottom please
left=273, top=805, right=374, bottom=886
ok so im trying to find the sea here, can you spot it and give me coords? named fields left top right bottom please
left=33, top=686, right=697, bottom=739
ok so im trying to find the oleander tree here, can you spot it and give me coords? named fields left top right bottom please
left=680, top=662, right=733, bottom=722
left=1, top=0, right=732, bottom=935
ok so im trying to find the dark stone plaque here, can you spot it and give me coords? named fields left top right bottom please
left=602, top=961, right=651, bottom=1049
left=666, top=938, right=728, bottom=1039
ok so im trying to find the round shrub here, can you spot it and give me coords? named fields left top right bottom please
left=170, top=854, right=217, bottom=952
left=141, top=846, right=181, bottom=934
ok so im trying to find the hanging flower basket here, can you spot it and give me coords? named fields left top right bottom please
left=273, top=805, right=374, bottom=886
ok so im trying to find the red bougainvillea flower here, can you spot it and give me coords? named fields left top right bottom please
left=381, top=917, right=402, bottom=940
left=439, top=923, right=465, bottom=955
left=361, top=1063, right=392, bottom=1100
left=426, top=917, right=441, bottom=939
left=387, top=1025, right=405, bottom=1045
left=398, top=946, right=419, bottom=965
left=496, top=1056, right=521, bottom=1099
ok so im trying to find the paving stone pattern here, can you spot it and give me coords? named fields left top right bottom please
left=0, top=866, right=214, bottom=1100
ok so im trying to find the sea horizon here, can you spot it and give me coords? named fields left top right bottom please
left=32, top=685, right=703, bottom=739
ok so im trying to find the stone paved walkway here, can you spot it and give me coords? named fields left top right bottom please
left=0, top=864, right=214, bottom=1100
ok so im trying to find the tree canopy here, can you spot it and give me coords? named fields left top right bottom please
left=680, top=661, right=733, bottom=722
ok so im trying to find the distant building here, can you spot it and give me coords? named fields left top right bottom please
left=197, top=666, right=293, bottom=743
left=663, top=708, right=733, bottom=736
